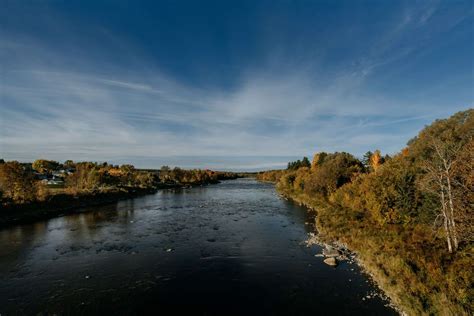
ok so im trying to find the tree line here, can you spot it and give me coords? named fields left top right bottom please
left=0, top=160, right=238, bottom=206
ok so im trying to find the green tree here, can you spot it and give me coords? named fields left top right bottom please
left=303, top=152, right=363, bottom=196
left=362, top=151, right=373, bottom=170
left=301, top=156, right=311, bottom=168
left=63, top=160, right=75, bottom=168
left=287, top=157, right=311, bottom=170
left=32, top=159, right=60, bottom=173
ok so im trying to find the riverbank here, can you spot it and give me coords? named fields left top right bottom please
left=0, top=187, right=154, bottom=228
left=305, top=232, right=400, bottom=312
left=282, top=191, right=403, bottom=314
left=0, top=159, right=246, bottom=228
left=0, top=181, right=228, bottom=228
left=276, top=186, right=471, bottom=316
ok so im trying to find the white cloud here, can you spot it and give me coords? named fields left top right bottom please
left=0, top=54, right=464, bottom=165
left=0, top=3, right=471, bottom=169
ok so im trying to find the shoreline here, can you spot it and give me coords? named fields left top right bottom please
left=0, top=181, right=226, bottom=229
left=278, top=189, right=405, bottom=315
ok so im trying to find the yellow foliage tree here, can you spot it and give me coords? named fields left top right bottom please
left=370, top=150, right=382, bottom=171
left=0, top=161, right=37, bottom=203
left=401, top=147, right=409, bottom=157
left=311, top=152, right=328, bottom=171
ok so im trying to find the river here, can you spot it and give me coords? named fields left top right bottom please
left=0, top=178, right=396, bottom=315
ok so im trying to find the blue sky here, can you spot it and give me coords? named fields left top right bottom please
left=1, top=0, right=473, bottom=170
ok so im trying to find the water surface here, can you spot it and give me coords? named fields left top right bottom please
left=0, top=178, right=396, bottom=315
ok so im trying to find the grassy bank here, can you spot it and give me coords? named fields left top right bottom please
left=0, top=186, right=162, bottom=227
left=275, top=185, right=472, bottom=315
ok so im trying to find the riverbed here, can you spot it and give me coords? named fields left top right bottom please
left=0, top=178, right=396, bottom=315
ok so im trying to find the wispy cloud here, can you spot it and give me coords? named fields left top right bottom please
left=0, top=1, right=472, bottom=169
left=0, top=64, right=457, bottom=163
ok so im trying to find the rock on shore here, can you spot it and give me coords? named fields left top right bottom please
left=323, top=257, right=338, bottom=266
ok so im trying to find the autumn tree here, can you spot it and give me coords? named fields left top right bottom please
left=32, top=159, right=60, bottom=173
left=304, top=152, right=363, bottom=196
left=419, top=135, right=472, bottom=252
left=65, top=162, right=104, bottom=192
left=452, top=139, right=474, bottom=244
left=134, top=171, right=157, bottom=188
left=170, top=167, right=184, bottom=183
left=332, top=154, right=418, bottom=224
left=311, top=152, right=328, bottom=171
left=0, top=161, right=37, bottom=204
left=256, top=170, right=285, bottom=182
left=401, top=148, right=409, bottom=157
left=370, top=150, right=383, bottom=171
left=413, top=109, right=474, bottom=252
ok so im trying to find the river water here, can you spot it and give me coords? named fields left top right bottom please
left=0, top=178, right=396, bottom=315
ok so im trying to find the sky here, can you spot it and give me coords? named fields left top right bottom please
left=1, top=0, right=473, bottom=171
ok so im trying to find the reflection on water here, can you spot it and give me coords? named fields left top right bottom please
left=0, top=179, right=396, bottom=315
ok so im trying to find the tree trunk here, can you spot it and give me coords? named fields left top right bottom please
left=445, top=174, right=459, bottom=250
left=440, top=182, right=453, bottom=253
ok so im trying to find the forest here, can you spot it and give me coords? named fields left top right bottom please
left=257, top=109, right=473, bottom=315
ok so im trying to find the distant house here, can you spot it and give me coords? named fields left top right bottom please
left=52, top=171, right=64, bottom=178
left=38, top=173, right=64, bottom=185
left=42, top=179, right=64, bottom=185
